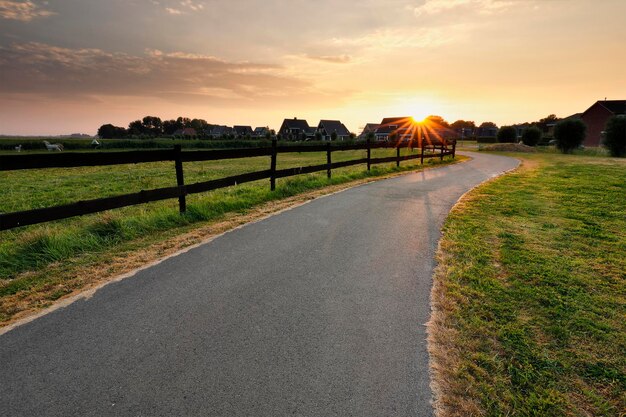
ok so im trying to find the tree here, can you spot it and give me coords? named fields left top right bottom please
left=497, top=126, right=517, bottom=143
left=128, top=120, right=145, bottom=136
left=479, top=121, right=498, bottom=128
left=97, top=124, right=127, bottom=139
left=603, top=115, right=626, bottom=157
left=450, top=120, right=476, bottom=130
left=315, top=131, right=323, bottom=141
left=163, top=119, right=181, bottom=135
left=425, top=115, right=450, bottom=128
left=190, top=118, right=208, bottom=132
left=265, top=130, right=272, bottom=141
left=142, top=116, right=162, bottom=136
left=366, top=131, right=376, bottom=142
left=535, top=114, right=559, bottom=132
left=521, top=126, right=542, bottom=146
left=554, top=119, right=586, bottom=153
left=330, top=131, right=338, bottom=141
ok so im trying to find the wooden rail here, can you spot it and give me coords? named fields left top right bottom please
left=0, top=140, right=455, bottom=230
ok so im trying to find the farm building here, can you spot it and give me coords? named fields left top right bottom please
left=580, top=100, right=626, bottom=146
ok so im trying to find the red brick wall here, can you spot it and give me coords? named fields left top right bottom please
left=581, top=104, right=613, bottom=147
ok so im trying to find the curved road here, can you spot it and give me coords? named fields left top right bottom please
left=0, top=152, right=518, bottom=417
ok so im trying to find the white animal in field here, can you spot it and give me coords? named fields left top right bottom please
left=15, top=145, right=22, bottom=152
left=43, top=141, right=64, bottom=151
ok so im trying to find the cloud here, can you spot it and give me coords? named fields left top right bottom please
left=413, top=0, right=514, bottom=16
left=0, top=0, right=55, bottom=21
left=331, top=27, right=454, bottom=50
left=162, top=0, right=204, bottom=15
left=0, top=42, right=310, bottom=103
left=304, top=54, right=352, bottom=64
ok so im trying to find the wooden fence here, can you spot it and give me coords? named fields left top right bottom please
left=0, top=140, right=455, bottom=230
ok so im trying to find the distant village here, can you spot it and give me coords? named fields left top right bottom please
left=94, top=99, right=624, bottom=148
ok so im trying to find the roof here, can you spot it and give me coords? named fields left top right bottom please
left=280, top=118, right=310, bottom=130
left=318, top=120, right=350, bottom=136
left=380, top=117, right=413, bottom=126
left=597, top=100, right=626, bottom=114
left=361, top=123, right=380, bottom=132
left=253, top=127, right=268, bottom=133
left=584, top=100, right=626, bottom=116
left=563, top=113, right=583, bottom=120
left=233, top=125, right=253, bottom=135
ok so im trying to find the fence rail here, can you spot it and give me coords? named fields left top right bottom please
left=0, top=140, right=455, bottom=230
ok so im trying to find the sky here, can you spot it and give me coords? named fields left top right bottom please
left=0, top=0, right=625, bottom=135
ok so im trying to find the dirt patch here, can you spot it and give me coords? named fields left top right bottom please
left=482, top=143, right=537, bottom=152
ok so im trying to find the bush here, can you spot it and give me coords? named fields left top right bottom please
left=603, top=116, right=626, bottom=157
left=521, top=127, right=542, bottom=146
left=497, top=126, right=517, bottom=143
left=554, top=119, right=586, bottom=153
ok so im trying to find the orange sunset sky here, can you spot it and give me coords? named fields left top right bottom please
left=0, top=0, right=625, bottom=135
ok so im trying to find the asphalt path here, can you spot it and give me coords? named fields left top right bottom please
left=0, top=152, right=518, bottom=417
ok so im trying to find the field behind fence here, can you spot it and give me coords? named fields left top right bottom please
left=0, top=140, right=455, bottom=231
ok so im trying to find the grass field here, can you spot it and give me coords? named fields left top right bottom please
left=0, top=147, right=457, bottom=323
left=429, top=153, right=626, bottom=416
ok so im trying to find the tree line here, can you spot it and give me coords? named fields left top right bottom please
left=98, top=116, right=216, bottom=139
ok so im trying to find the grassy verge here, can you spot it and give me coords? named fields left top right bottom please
left=429, top=153, right=625, bottom=416
left=1, top=149, right=461, bottom=325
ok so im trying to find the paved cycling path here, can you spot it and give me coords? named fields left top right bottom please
left=0, top=152, right=518, bottom=417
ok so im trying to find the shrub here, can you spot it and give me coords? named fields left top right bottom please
left=497, top=126, right=517, bottom=143
left=554, top=119, right=586, bottom=153
left=603, top=116, right=626, bottom=157
left=521, top=126, right=542, bottom=146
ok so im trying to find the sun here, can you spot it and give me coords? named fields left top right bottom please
left=404, top=102, right=431, bottom=123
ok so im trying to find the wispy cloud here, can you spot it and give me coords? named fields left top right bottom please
left=304, top=54, right=352, bottom=64
left=413, top=0, right=514, bottom=16
left=165, top=7, right=183, bottom=15
left=0, top=42, right=309, bottom=102
left=162, top=0, right=204, bottom=15
left=331, top=27, right=454, bottom=50
left=0, top=0, right=55, bottom=21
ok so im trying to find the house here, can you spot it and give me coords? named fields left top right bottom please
left=233, top=125, right=254, bottom=138
left=278, top=118, right=311, bottom=140
left=209, top=125, right=233, bottom=138
left=374, top=117, right=417, bottom=142
left=476, top=126, right=498, bottom=138
left=580, top=100, right=626, bottom=146
left=173, top=128, right=197, bottom=137
left=253, top=127, right=270, bottom=137
left=358, top=123, right=380, bottom=139
left=316, top=120, right=351, bottom=141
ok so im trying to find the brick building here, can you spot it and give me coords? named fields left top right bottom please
left=580, top=100, right=626, bottom=146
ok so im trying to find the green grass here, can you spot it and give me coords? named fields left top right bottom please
left=431, top=153, right=625, bottom=416
left=0, top=147, right=456, bottom=322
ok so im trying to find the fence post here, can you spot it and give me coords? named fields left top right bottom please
left=452, top=140, right=456, bottom=159
left=396, top=146, right=400, bottom=167
left=366, top=138, right=371, bottom=171
left=326, top=142, right=332, bottom=179
left=174, top=145, right=186, bottom=213
left=420, top=144, right=424, bottom=164
left=270, top=139, right=277, bottom=191
left=440, top=144, right=444, bottom=161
